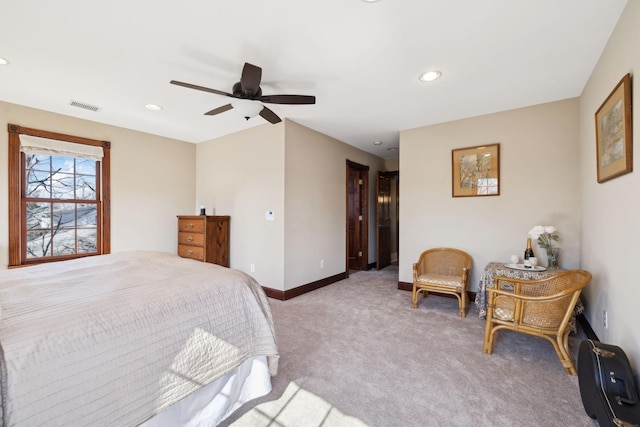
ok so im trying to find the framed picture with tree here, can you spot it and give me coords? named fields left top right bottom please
left=452, top=143, right=500, bottom=197
left=595, top=73, right=633, bottom=183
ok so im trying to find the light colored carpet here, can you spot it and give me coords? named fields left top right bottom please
left=220, top=266, right=596, bottom=427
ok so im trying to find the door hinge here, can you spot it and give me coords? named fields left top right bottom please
left=358, top=179, right=363, bottom=185
left=358, top=251, right=363, bottom=257
left=358, top=215, right=363, bottom=221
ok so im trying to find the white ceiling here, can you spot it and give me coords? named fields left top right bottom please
left=0, top=0, right=628, bottom=159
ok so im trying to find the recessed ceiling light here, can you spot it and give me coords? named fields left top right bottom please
left=373, top=140, right=383, bottom=146
left=0, top=57, right=9, bottom=65
left=387, top=147, right=398, bottom=151
left=145, top=104, right=163, bottom=111
left=362, top=0, right=381, bottom=3
left=419, top=70, right=441, bottom=82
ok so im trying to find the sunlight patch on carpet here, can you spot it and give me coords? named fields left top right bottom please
left=229, top=381, right=369, bottom=426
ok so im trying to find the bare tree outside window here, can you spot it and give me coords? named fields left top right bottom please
left=24, top=154, right=99, bottom=258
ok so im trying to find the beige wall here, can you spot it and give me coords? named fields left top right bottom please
left=385, top=157, right=399, bottom=171
left=0, top=101, right=196, bottom=268
left=399, top=98, right=581, bottom=290
left=579, top=1, right=640, bottom=374
left=284, top=120, right=385, bottom=289
left=384, top=157, right=399, bottom=171
left=195, top=122, right=286, bottom=289
left=196, top=119, right=384, bottom=292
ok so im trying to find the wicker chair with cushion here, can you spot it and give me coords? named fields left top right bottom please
left=412, top=248, right=472, bottom=317
left=482, top=269, right=591, bottom=375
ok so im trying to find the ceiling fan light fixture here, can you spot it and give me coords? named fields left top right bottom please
left=232, top=99, right=263, bottom=120
left=419, top=70, right=441, bottom=82
left=171, top=62, right=312, bottom=124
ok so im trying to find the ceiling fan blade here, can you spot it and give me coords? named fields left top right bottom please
left=170, top=80, right=234, bottom=98
left=240, top=63, right=262, bottom=95
left=204, top=104, right=233, bottom=116
left=259, top=106, right=282, bottom=124
left=258, top=94, right=316, bottom=105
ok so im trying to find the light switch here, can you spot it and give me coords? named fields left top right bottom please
left=266, top=210, right=275, bottom=221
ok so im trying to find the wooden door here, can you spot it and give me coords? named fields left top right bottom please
left=346, top=161, right=368, bottom=271
left=376, top=172, right=392, bottom=270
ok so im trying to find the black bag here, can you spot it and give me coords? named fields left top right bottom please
left=578, top=339, right=640, bottom=426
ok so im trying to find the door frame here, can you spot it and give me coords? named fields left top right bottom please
left=376, top=170, right=398, bottom=270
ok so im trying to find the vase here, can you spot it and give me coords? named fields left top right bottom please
left=546, top=248, right=559, bottom=268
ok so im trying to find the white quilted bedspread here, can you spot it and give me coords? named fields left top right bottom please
left=0, top=252, right=279, bottom=427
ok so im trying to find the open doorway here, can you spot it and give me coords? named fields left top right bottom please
left=376, top=171, right=399, bottom=270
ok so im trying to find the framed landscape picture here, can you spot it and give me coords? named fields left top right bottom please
left=595, top=73, right=633, bottom=183
left=452, top=143, right=500, bottom=197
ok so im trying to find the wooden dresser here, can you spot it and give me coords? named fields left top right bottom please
left=177, top=215, right=230, bottom=267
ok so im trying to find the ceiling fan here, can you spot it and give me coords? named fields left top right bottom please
left=170, top=62, right=316, bottom=124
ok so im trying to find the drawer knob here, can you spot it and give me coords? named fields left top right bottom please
left=187, top=236, right=194, bottom=242
left=187, top=223, right=194, bottom=229
left=187, top=250, right=193, bottom=255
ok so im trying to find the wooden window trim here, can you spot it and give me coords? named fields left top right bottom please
left=8, top=124, right=111, bottom=267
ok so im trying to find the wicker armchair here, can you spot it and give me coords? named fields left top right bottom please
left=412, top=248, right=472, bottom=317
left=482, top=270, right=591, bottom=375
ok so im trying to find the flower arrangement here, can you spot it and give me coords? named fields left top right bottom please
left=528, top=225, right=559, bottom=252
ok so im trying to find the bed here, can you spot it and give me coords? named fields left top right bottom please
left=0, top=251, right=279, bottom=427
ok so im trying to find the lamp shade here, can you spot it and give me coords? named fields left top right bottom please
left=231, top=99, right=263, bottom=120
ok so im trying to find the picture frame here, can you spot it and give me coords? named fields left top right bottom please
left=595, top=73, right=633, bottom=183
left=452, top=143, right=500, bottom=197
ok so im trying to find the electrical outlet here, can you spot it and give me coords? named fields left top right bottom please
left=250, top=263, right=255, bottom=273
left=603, top=310, right=608, bottom=329
left=320, top=259, right=325, bottom=268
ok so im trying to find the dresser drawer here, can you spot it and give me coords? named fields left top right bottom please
left=178, top=232, right=205, bottom=246
left=178, top=218, right=205, bottom=233
left=178, top=245, right=205, bottom=261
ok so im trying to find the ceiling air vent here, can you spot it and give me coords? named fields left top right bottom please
left=69, top=100, right=101, bottom=112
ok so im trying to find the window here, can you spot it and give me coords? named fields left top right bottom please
left=8, top=124, right=110, bottom=266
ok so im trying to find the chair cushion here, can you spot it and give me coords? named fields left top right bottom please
left=417, top=273, right=462, bottom=287
left=495, top=307, right=515, bottom=321
left=494, top=295, right=516, bottom=320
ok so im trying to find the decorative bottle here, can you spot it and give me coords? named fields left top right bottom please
left=524, top=238, right=534, bottom=267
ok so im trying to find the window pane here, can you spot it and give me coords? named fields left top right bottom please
left=76, top=158, right=96, bottom=175
left=26, top=230, right=52, bottom=258
left=26, top=202, right=51, bottom=230
left=77, top=229, right=97, bottom=253
left=52, top=229, right=77, bottom=256
left=76, top=175, right=97, bottom=200
left=52, top=203, right=76, bottom=229
left=26, top=154, right=50, bottom=171
left=26, top=170, right=52, bottom=198
left=52, top=173, right=75, bottom=199
left=51, top=156, right=75, bottom=174
left=78, top=204, right=97, bottom=227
